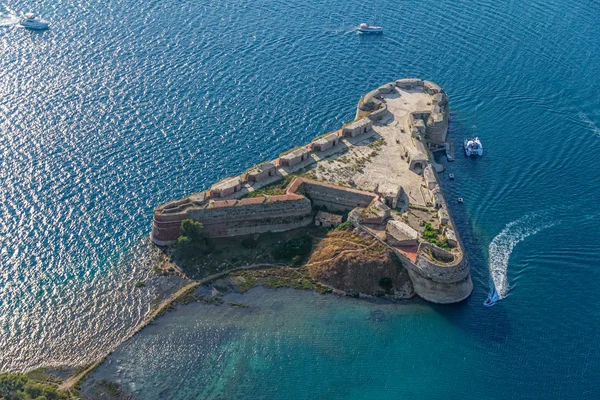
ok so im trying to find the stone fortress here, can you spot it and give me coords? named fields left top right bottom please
left=151, top=79, right=473, bottom=304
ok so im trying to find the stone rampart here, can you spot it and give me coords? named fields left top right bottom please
left=355, top=224, right=472, bottom=304
left=151, top=195, right=313, bottom=244
left=299, top=180, right=377, bottom=212
left=368, top=104, right=388, bottom=122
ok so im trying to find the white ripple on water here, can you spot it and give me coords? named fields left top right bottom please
left=0, top=9, right=19, bottom=27
left=577, top=112, right=600, bottom=137
left=488, top=212, right=555, bottom=300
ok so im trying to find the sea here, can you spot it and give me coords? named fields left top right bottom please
left=1, top=0, right=599, bottom=398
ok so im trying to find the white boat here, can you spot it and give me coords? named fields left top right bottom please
left=20, top=12, right=49, bottom=30
left=358, top=23, right=383, bottom=33
left=449, top=173, right=455, bottom=180
left=464, top=137, right=483, bottom=156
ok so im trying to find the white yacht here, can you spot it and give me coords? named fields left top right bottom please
left=464, top=137, right=483, bottom=156
left=358, top=23, right=383, bottom=33
left=20, top=13, right=49, bottom=30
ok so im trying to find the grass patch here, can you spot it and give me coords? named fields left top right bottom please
left=334, top=220, right=352, bottom=231
left=0, top=373, right=67, bottom=399
left=97, top=379, right=122, bottom=398
left=228, top=302, right=249, bottom=308
left=245, top=173, right=299, bottom=198
left=236, top=275, right=258, bottom=293
left=233, top=267, right=331, bottom=294
left=423, top=223, right=451, bottom=249
left=271, top=235, right=313, bottom=262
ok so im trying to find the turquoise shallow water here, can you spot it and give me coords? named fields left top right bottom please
left=1, top=0, right=600, bottom=397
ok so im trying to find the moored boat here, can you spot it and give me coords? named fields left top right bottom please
left=464, top=137, right=483, bottom=156
left=20, top=12, right=49, bottom=30
left=358, top=23, right=383, bottom=33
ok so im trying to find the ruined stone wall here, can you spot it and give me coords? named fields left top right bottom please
left=151, top=196, right=313, bottom=244
left=300, top=181, right=377, bottom=212
left=188, top=197, right=313, bottom=238
left=355, top=224, right=472, bottom=304
left=425, top=113, right=448, bottom=144
left=368, top=105, right=388, bottom=122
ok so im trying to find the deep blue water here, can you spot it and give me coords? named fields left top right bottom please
left=1, top=0, right=600, bottom=397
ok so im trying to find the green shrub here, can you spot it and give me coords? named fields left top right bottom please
left=271, top=236, right=313, bottom=261
left=176, top=219, right=207, bottom=258
left=0, top=373, right=66, bottom=400
left=378, top=277, right=393, bottom=290
left=241, top=237, right=258, bottom=249
left=335, top=220, right=352, bottom=231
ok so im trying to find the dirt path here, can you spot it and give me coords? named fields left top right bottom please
left=59, top=280, right=200, bottom=392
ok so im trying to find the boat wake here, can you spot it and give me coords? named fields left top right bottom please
left=0, top=6, right=19, bottom=26
left=486, top=213, right=554, bottom=305
left=578, top=112, right=600, bottom=138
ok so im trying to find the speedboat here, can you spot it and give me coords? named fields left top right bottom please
left=464, top=137, right=483, bottom=156
left=483, top=297, right=496, bottom=307
left=358, top=23, right=383, bottom=33
left=20, top=12, right=49, bottom=30
left=484, top=289, right=499, bottom=307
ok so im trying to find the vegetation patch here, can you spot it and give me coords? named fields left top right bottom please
left=305, top=230, right=412, bottom=296
left=232, top=267, right=330, bottom=294
left=271, top=235, right=314, bottom=263
left=176, top=219, right=210, bottom=259
left=423, top=223, right=451, bottom=249
left=97, top=379, right=123, bottom=398
left=0, top=373, right=66, bottom=400
left=245, top=173, right=298, bottom=198
left=227, top=302, right=249, bottom=308
left=334, top=220, right=353, bottom=231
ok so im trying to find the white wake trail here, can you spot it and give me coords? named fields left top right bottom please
left=488, top=213, right=554, bottom=300
left=0, top=5, right=19, bottom=27
left=578, top=112, right=600, bottom=138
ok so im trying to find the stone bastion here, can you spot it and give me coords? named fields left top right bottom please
left=151, top=78, right=472, bottom=304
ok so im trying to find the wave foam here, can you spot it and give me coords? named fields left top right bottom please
left=488, top=213, right=554, bottom=300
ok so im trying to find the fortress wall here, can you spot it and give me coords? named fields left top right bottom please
left=395, top=78, right=424, bottom=90
left=368, top=105, right=388, bottom=122
left=187, top=196, right=313, bottom=238
left=394, top=246, right=472, bottom=303
left=301, top=181, right=377, bottom=211
left=151, top=196, right=313, bottom=244
left=356, top=224, right=472, bottom=304
left=425, top=113, right=448, bottom=144
left=151, top=215, right=187, bottom=246
left=404, top=270, right=473, bottom=304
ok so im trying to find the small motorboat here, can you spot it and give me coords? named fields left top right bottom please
left=464, top=137, right=483, bottom=156
left=483, top=298, right=496, bottom=307
left=20, top=12, right=49, bottom=30
left=449, top=173, right=455, bottom=180
left=457, top=197, right=464, bottom=203
left=358, top=23, right=383, bottom=33
left=484, top=290, right=499, bottom=307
